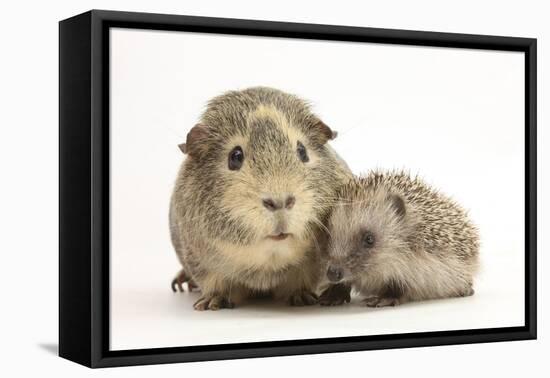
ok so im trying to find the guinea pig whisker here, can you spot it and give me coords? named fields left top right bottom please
left=310, top=231, right=323, bottom=259
left=305, top=223, right=325, bottom=258
left=309, top=216, right=333, bottom=239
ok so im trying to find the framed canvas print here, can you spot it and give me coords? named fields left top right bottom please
left=59, top=10, right=537, bottom=368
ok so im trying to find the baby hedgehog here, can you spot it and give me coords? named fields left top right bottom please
left=319, top=171, right=479, bottom=307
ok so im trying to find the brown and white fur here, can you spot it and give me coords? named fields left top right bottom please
left=319, top=171, right=479, bottom=307
left=170, top=87, right=352, bottom=310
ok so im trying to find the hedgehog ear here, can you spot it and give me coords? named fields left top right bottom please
left=388, top=193, right=406, bottom=218
left=312, top=120, right=338, bottom=144
left=179, top=123, right=208, bottom=156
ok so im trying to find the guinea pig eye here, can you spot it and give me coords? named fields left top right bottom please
left=228, top=146, right=244, bottom=170
left=297, top=141, right=309, bottom=163
left=362, top=231, right=376, bottom=248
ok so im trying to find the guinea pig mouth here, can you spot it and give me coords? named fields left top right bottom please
left=267, top=233, right=292, bottom=241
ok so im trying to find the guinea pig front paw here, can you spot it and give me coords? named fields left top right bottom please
left=193, top=295, right=235, bottom=311
left=319, top=283, right=351, bottom=306
left=363, top=295, right=400, bottom=307
left=287, top=290, right=319, bottom=306
left=171, top=269, right=198, bottom=293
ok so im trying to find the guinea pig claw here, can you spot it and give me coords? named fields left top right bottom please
left=193, top=295, right=234, bottom=311
left=171, top=269, right=197, bottom=293
left=171, top=276, right=184, bottom=293
left=363, top=295, right=400, bottom=307
left=187, top=280, right=198, bottom=292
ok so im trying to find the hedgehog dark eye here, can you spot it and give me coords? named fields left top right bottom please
left=297, top=141, right=309, bottom=163
left=228, top=146, right=244, bottom=170
left=362, top=231, right=375, bottom=248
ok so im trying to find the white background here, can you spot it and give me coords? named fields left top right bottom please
left=110, top=28, right=525, bottom=350
left=0, top=0, right=548, bottom=377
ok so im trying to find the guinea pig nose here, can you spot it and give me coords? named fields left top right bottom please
left=263, top=195, right=296, bottom=211
left=262, top=198, right=283, bottom=211
left=285, top=195, right=296, bottom=210
left=327, top=266, right=344, bottom=282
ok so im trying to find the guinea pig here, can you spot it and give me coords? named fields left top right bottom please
left=170, top=87, right=352, bottom=310
left=319, top=171, right=479, bottom=307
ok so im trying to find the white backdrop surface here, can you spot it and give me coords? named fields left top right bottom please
left=1, top=1, right=547, bottom=377
left=110, top=28, right=525, bottom=350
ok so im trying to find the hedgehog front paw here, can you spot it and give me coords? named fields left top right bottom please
left=319, top=283, right=351, bottom=306
left=193, top=295, right=235, bottom=311
left=287, top=290, right=318, bottom=306
left=363, top=295, right=400, bottom=307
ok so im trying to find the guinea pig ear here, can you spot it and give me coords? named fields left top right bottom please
left=179, top=123, right=209, bottom=156
left=311, top=120, right=338, bottom=144
left=388, top=193, right=406, bottom=218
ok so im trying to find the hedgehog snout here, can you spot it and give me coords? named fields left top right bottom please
left=327, top=265, right=345, bottom=283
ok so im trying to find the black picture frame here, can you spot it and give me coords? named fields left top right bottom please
left=59, top=9, right=537, bottom=368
